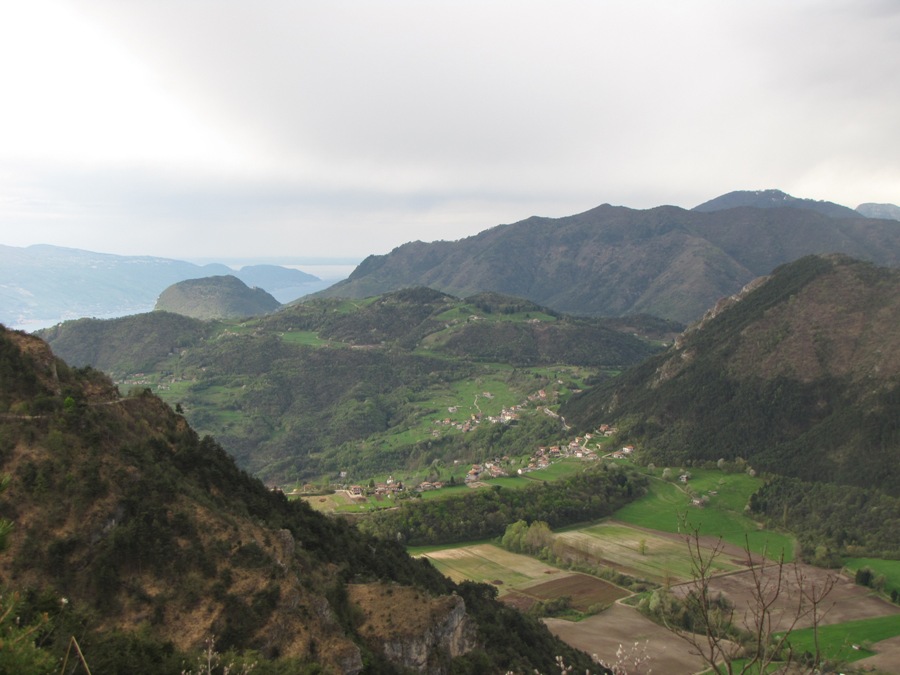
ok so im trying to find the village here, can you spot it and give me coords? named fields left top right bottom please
left=340, top=422, right=633, bottom=501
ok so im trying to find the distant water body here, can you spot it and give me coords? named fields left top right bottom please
left=11, top=262, right=357, bottom=333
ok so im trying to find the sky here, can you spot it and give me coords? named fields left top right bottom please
left=1, top=1, right=898, bottom=261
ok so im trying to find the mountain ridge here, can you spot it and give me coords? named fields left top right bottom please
left=320, top=196, right=900, bottom=323
left=561, top=254, right=900, bottom=494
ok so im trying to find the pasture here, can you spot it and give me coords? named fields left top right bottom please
left=785, top=613, right=900, bottom=665
left=614, top=469, right=795, bottom=561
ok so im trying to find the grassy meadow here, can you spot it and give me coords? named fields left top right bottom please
left=614, top=468, right=796, bottom=562
left=843, top=558, right=900, bottom=595
left=783, top=613, right=900, bottom=664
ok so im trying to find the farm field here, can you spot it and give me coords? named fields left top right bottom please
left=545, top=605, right=709, bottom=675
left=420, top=543, right=565, bottom=587
left=299, top=490, right=398, bottom=514
left=507, top=573, right=629, bottom=612
left=554, top=521, right=740, bottom=584
left=673, top=564, right=900, bottom=631
left=785, top=613, right=900, bottom=664
left=411, top=470, right=900, bottom=671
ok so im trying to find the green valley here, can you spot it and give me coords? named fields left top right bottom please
left=40, top=289, right=664, bottom=486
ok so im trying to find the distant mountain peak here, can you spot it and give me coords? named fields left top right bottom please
left=856, top=202, right=900, bottom=221
left=154, top=275, right=281, bottom=320
left=692, top=189, right=859, bottom=218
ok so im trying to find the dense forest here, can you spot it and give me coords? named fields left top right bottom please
left=749, top=476, right=900, bottom=562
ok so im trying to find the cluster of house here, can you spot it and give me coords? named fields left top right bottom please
left=608, top=445, right=634, bottom=460
left=464, top=459, right=510, bottom=483
left=431, top=394, right=525, bottom=436
left=341, top=422, right=628, bottom=499
left=517, top=434, right=602, bottom=473
left=348, top=475, right=405, bottom=498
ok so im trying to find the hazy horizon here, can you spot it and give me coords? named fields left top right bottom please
left=2, top=1, right=898, bottom=260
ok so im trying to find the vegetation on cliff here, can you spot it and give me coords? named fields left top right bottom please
left=0, top=325, right=594, bottom=673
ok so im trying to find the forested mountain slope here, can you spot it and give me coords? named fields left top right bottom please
left=0, top=325, right=594, bottom=673
left=317, top=196, right=900, bottom=323
left=562, top=255, right=900, bottom=494
left=154, top=275, right=282, bottom=320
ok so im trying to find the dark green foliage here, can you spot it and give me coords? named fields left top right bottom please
left=37, top=311, right=213, bottom=375
left=438, top=317, right=656, bottom=366
left=855, top=566, right=875, bottom=588
left=0, top=329, right=51, bottom=409
left=318, top=203, right=900, bottom=323
left=564, top=255, right=900, bottom=495
left=360, top=465, right=647, bottom=545
left=749, top=475, right=900, bottom=558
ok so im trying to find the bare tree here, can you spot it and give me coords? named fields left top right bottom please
left=669, top=528, right=836, bottom=674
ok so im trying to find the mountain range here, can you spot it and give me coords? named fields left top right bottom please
left=4, top=190, right=899, bottom=331
left=319, top=190, right=900, bottom=324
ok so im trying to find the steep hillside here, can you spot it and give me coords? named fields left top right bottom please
left=40, top=290, right=662, bottom=483
left=562, top=255, right=900, bottom=494
left=155, top=275, right=282, bottom=320
left=0, top=326, right=593, bottom=673
left=317, top=196, right=900, bottom=323
left=38, top=311, right=213, bottom=376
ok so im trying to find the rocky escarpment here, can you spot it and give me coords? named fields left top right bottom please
left=348, top=583, right=478, bottom=674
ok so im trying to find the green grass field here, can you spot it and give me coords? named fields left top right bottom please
left=519, top=459, right=589, bottom=483
left=843, top=558, right=900, bottom=595
left=614, top=469, right=795, bottom=562
left=784, top=613, right=900, bottom=663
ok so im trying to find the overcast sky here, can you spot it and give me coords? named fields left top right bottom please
left=1, top=1, right=898, bottom=260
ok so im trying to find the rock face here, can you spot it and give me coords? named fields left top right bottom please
left=348, top=584, right=478, bottom=673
